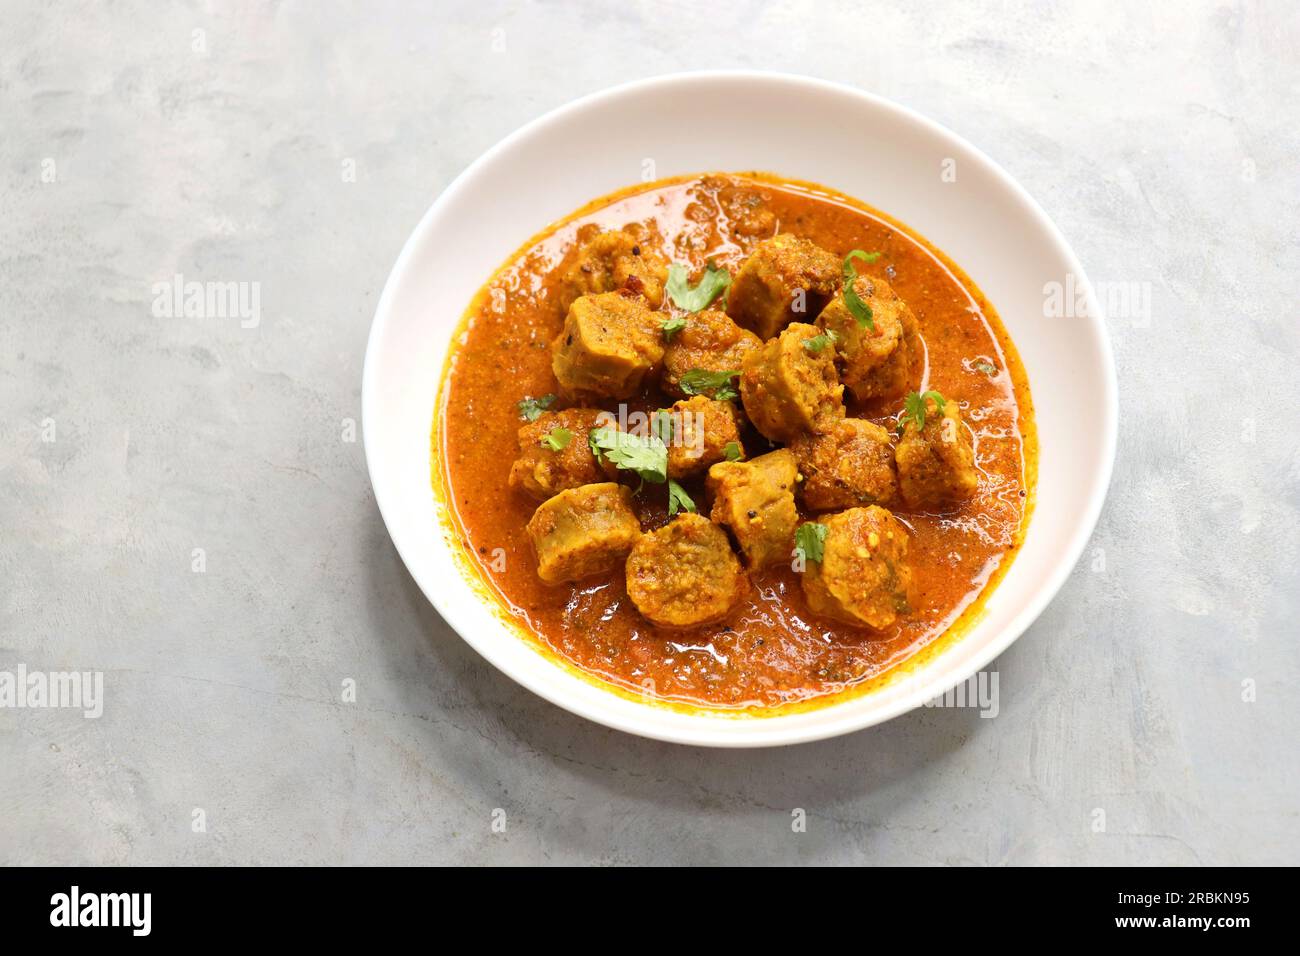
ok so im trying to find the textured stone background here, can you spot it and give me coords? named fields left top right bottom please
left=2, top=1, right=1297, bottom=865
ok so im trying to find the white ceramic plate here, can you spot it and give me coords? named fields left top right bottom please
left=363, top=71, right=1116, bottom=747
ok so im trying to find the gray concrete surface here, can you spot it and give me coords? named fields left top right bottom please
left=2, top=0, right=1297, bottom=866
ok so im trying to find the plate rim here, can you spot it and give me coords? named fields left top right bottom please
left=362, top=69, right=1118, bottom=747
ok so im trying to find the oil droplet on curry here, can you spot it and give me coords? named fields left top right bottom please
left=435, top=173, right=1037, bottom=712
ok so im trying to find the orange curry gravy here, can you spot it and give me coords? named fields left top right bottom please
left=436, top=173, right=1036, bottom=711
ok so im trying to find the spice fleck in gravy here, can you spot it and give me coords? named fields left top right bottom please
left=436, top=173, right=1036, bottom=711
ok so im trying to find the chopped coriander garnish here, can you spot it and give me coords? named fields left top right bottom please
left=803, top=329, right=838, bottom=354
left=723, top=440, right=743, bottom=462
left=516, top=393, right=556, bottom=422
left=588, top=427, right=668, bottom=484
left=661, top=316, right=687, bottom=341
left=679, top=368, right=741, bottom=401
left=795, top=522, right=829, bottom=565
left=667, top=479, right=696, bottom=516
left=540, top=427, right=572, bottom=451
left=902, top=390, right=947, bottom=431
left=841, top=250, right=880, bottom=331
left=666, top=261, right=731, bottom=313
left=974, top=360, right=997, bottom=375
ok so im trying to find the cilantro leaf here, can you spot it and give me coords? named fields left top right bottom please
left=841, top=250, right=880, bottom=331
left=902, top=390, right=947, bottom=431
left=974, top=360, right=997, bottom=375
left=666, top=262, right=731, bottom=313
left=803, top=329, right=838, bottom=354
left=517, top=393, right=557, bottom=422
left=902, top=392, right=926, bottom=430
left=661, top=316, right=687, bottom=341
left=679, top=368, right=741, bottom=401
left=667, top=479, right=696, bottom=516
left=588, top=427, right=668, bottom=484
left=723, top=441, right=743, bottom=462
left=795, top=522, right=828, bottom=565
left=541, top=427, right=572, bottom=452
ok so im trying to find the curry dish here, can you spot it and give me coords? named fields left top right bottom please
left=435, top=173, right=1036, bottom=711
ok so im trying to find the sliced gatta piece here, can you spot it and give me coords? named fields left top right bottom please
left=739, top=322, right=844, bottom=442
left=551, top=292, right=664, bottom=401
left=895, top=393, right=978, bottom=510
left=726, top=233, right=841, bottom=340
left=801, top=505, right=913, bottom=630
left=508, top=407, right=617, bottom=501
left=557, top=227, right=668, bottom=311
left=790, top=417, right=898, bottom=512
left=526, top=482, right=641, bottom=584
left=706, top=449, right=799, bottom=571
left=664, top=395, right=743, bottom=480
left=660, top=308, right=762, bottom=399
left=816, top=273, right=922, bottom=401
left=625, top=513, right=746, bottom=628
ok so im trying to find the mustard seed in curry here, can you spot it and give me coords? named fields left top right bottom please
left=436, top=173, right=1036, bottom=711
